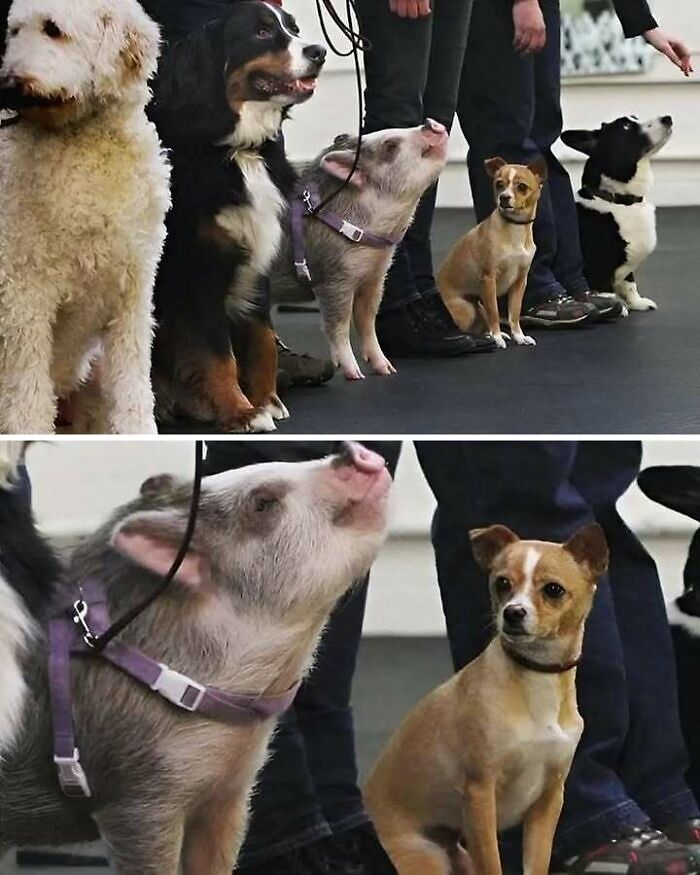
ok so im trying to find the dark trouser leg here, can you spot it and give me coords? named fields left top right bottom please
left=571, top=445, right=698, bottom=834
left=414, top=442, right=649, bottom=862
left=457, top=0, right=564, bottom=305
left=204, top=441, right=401, bottom=862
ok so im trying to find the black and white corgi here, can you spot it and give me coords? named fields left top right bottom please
left=638, top=465, right=700, bottom=802
left=0, top=442, right=61, bottom=755
left=561, top=115, right=672, bottom=316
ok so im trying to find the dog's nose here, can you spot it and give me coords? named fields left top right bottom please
left=503, top=604, right=527, bottom=629
left=661, top=115, right=673, bottom=127
left=303, top=44, right=327, bottom=66
left=499, top=194, right=512, bottom=208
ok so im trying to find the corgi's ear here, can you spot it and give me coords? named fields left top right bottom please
left=470, top=525, right=519, bottom=571
left=528, top=156, right=548, bottom=186
left=484, top=157, right=508, bottom=178
left=565, top=524, right=609, bottom=581
left=561, top=129, right=600, bottom=156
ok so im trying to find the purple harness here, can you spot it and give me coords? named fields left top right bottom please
left=291, top=184, right=406, bottom=284
left=48, top=578, right=300, bottom=799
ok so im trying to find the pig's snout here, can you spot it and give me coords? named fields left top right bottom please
left=327, top=442, right=391, bottom=504
left=420, top=118, right=448, bottom=154
left=423, top=118, right=447, bottom=136
left=336, top=441, right=386, bottom=475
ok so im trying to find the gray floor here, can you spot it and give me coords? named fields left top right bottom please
left=166, top=207, right=700, bottom=436
left=0, top=637, right=450, bottom=874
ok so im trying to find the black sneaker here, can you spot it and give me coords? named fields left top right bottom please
left=519, top=294, right=598, bottom=328
left=663, top=819, right=700, bottom=858
left=235, top=838, right=331, bottom=873
left=377, top=293, right=496, bottom=358
left=551, top=826, right=700, bottom=875
left=319, top=823, right=398, bottom=874
left=276, top=337, right=335, bottom=388
left=574, top=291, right=626, bottom=320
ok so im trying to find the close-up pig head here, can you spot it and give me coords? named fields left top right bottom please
left=107, top=442, right=392, bottom=621
left=320, top=119, right=449, bottom=203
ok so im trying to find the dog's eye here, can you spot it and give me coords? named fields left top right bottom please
left=494, top=576, right=511, bottom=595
left=495, top=180, right=506, bottom=190
left=43, top=19, right=63, bottom=39
left=257, top=26, right=273, bottom=39
left=517, top=183, right=529, bottom=194
left=543, top=582, right=566, bottom=600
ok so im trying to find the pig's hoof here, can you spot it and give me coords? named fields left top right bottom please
left=372, top=358, right=397, bottom=376
left=344, top=367, right=366, bottom=381
left=264, top=394, right=290, bottom=421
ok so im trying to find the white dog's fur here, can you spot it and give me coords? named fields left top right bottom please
left=0, top=0, right=170, bottom=434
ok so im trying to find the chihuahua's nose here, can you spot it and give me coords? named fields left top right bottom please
left=503, top=604, right=527, bottom=630
left=304, top=44, right=327, bottom=66
left=661, top=115, right=673, bottom=127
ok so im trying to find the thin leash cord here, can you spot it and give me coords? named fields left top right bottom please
left=312, top=0, right=368, bottom=213
left=88, top=441, right=205, bottom=652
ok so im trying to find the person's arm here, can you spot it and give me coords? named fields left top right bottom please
left=611, top=0, right=693, bottom=76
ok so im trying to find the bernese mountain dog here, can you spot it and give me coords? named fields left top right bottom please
left=150, top=1, right=325, bottom=433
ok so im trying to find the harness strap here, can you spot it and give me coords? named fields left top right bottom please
left=291, top=183, right=406, bottom=285
left=579, top=186, right=644, bottom=206
left=49, top=579, right=300, bottom=799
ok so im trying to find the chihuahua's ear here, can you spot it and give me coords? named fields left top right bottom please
left=470, top=525, right=519, bottom=571
left=564, top=523, right=609, bottom=581
left=484, top=157, right=508, bottom=178
left=528, top=156, right=548, bottom=186
left=561, top=128, right=600, bottom=156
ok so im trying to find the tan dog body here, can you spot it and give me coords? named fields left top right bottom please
left=438, top=158, right=547, bottom=349
left=366, top=525, right=608, bottom=875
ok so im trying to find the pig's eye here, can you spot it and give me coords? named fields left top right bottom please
left=494, top=576, right=511, bottom=596
left=543, top=582, right=566, bottom=600
left=9, top=26, right=19, bottom=37
left=383, top=141, right=399, bottom=158
left=253, top=494, right=279, bottom=513
left=43, top=19, right=64, bottom=38
left=517, top=183, right=529, bottom=194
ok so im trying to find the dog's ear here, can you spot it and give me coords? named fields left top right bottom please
left=321, top=150, right=365, bottom=188
left=151, top=18, right=233, bottom=144
left=99, top=10, right=161, bottom=85
left=564, top=523, right=609, bottom=581
left=111, top=509, right=210, bottom=590
left=528, top=156, right=548, bottom=186
left=484, top=157, right=507, bottom=178
left=561, top=129, right=600, bottom=155
left=470, top=525, right=519, bottom=571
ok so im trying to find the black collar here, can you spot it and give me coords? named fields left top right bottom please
left=580, top=186, right=643, bottom=206
left=498, top=209, right=536, bottom=226
left=501, top=640, right=581, bottom=674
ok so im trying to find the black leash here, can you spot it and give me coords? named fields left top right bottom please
left=73, top=441, right=206, bottom=652
left=313, top=0, right=369, bottom=213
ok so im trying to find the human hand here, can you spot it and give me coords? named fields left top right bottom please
left=389, top=0, right=431, bottom=19
left=643, top=28, right=694, bottom=76
left=513, top=0, right=546, bottom=55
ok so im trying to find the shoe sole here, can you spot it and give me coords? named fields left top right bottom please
left=518, top=313, right=599, bottom=328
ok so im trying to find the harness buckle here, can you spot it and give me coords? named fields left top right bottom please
left=294, top=259, right=312, bottom=282
left=151, top=664, right=206, bottom=713
left=340, top=221, right=364, bottom=243
left=54, top=749, right=92, bottom=798
left=71, top=599, right=97, bottom=649
left=302, top=189, right=314, bottom=212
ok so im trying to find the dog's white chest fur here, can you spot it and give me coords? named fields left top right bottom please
left=0, top=572, right=33, bottom=755
left=497, top=674, right=581, bottom=830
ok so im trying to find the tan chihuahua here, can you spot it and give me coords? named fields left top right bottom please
left=365, top=523, right=608, bottom=875
left=438, top=157, right=547, bottom=349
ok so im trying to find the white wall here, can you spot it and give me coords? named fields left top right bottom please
left=282, top=0, right=700, bottom=205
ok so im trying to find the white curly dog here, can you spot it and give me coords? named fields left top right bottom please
left=0, top=0, right=170, bottom=434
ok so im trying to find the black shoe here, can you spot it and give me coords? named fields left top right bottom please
left=16, top=849, right=109, bottom=867
left=551, top=826, right=700, bottom=875
left=519, top=293, right=598, bottom=328
left=377, top=293, right=496, bottom=358
left=276, top=337, right=335, bottom=388
left=320, top=823, right=398, bottom=874
left=574, top=291, right=625, bottom=320
left=662, top=819, right=700, bottom=860
left=235, top=838, right=331, bottom=874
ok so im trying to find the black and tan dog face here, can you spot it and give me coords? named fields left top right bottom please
left=470, top=524, right=607, bottom=644
left=485, top=157, right=547, bottom=217
left=221, top=2, right=326, bottom=111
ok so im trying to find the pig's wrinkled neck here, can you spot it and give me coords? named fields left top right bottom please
left=316, top=172, right=421, bottom=238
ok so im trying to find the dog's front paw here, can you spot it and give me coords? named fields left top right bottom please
left=512, top=331, right=537, bottom=347
left=263, top=394, right=290, bottom=421
left=223, top=408, right=276, bottom=434
left=630, top=296, right=657, bottom=311
left=491, top=332, right=508, bottom=349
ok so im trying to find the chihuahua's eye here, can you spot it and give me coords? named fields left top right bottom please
left=253, top=495, right=278, bottom=513
left=257, top=26, right=273, bottom=39
left=543, top=582, right=566, bottom=600
left=43, top=19, right=63, bottom=38
left=494, top=576, right=511, bottom=595
left=495, top=180, right=506, bottom=190
left=517, top=183, right=529, bottom=194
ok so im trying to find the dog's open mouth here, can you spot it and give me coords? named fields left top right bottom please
left=0, top=85, right=72, bottom=112
left=250, top=72, right=319, bottom=100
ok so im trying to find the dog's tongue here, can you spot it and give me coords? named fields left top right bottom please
left=288, top=77, right=317, bottom=94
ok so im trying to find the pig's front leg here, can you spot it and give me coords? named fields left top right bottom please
left=354, top=278, right=397, bottom=376
left=181, top=791, right=250, bottom=874
left=316, top=281, right=365, bottom=380
left=96, top=805, right=184, bottom=875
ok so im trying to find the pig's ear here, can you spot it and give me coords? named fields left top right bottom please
left=321, top=151, right=365, bottom=188
left=110, top=511, right=209, bottom=590
left=564, top=523, right=609, bottom=581
left=484, top=156, right=507, bottom=178
left=469, top=525, right=519, bottom=571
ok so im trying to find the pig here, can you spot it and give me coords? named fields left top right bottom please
left=272, top=120, right=449, bottom=380
left=0, top=442, right=392, bottom=875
